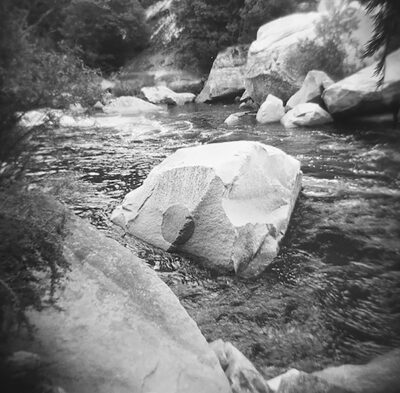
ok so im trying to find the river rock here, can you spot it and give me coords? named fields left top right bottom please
left=210, top=339, right=272, bottom=393
left=256, top=94, right=285, bottom=123
left=196, top=45, right=249, bottom=103
left=224, top=112, right=254, bottom=126
left=281, top=103, right=333, bottom=128
left=314, top=348, right=400, bottom=393
left=322, top=49, right=400, bottom=117
left=245, top=3, right=374, bottom=104
left=111, top=141, right=302, bottom=277
left=273, top=370, right=350, bottom=393
left=103, top=96, right=165, bottom=115
left=286, top=70, right=334, bottom=109
left=4, top=192, right=231, bottom=393
left=141, top=86, right=195, bottom=106
left=245, top=12, right=323, bottom=104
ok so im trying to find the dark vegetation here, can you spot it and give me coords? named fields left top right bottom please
left=360, top=0, right=400, bottom=83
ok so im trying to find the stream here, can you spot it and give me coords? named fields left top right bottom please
left=26, top=103, right=400, bottom=375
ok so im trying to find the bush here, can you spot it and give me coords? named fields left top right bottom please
left=236, top=0, right=299, bottom=44
left=174, top=0, right=308, bottom=73
left=287, top=6, right=360, bottom=80
left=0, top=187, right=69, bottom=341
left=0, top=1, right=102, bottom=183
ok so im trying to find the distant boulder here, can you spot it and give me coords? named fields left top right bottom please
left=196, top=45, right=249, bottom=103
left=286, top=70, right=333, bottom=110
left=245, top=2, right=374, bottom=104
left=322, top=49, right=400, bottom=117
left=141, top=86, right=195, bottom=106
left=112, top=141, right=302, bottom=277
left=281, top=103, right=333, bottom=128
left=103, top=96, right=165, bottom=115
left=256, top=94, right=285, bottom=124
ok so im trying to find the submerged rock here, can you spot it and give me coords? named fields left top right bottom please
left=224, top=111, right=254, bottom=126
left=286, top=70, right=333, bottom=110
left=281, top=103, right=333, bottom=128
left=210, top=339, right=272, bottom=393
left=322, top=49, right=400, bottom=117
left=196, top=45, right=249, bottom=103
left=112, top=141, right=302, bottom=277
left=103, top=96, right=165, bottom=115
left=5, top=193, right=231, bottom=393
left=141, top=86, right=195, bottom=106
left=256, top=94, right=285, bottom=124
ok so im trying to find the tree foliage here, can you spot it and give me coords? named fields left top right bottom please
left=288, top=6, right=360, bottom=80
left=361, top=0, right=400, bottom=83
left=62, top=0, right=150, bottom=71
left=174, top=0, right=303, bottom=72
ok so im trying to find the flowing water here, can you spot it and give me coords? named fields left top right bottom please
left=26, top=104, right=400, bottom=375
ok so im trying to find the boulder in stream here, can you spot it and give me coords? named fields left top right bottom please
left=196, top=45, right=249, bottom=103
left=281, top=103, right=333, bottom=128
left=111, top=141, right=302, bottom=277
left=141, top=86, right=195, bottom=106
left=286, top=70, right=334, bottom=110
left=256, top=94, right=285, bottom=124
left=2, top=191, right=231, bottom=393
left=322, top=49, right=400, bottom=117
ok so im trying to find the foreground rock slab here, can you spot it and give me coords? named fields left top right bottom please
left=141, top=86, right=195, bottom=106
left=196, top=45, right=249, bottom=103
left=281, top=103, right=333, bottom=128
left=5, top=193, right=231, bottom=393
left=322, top=49, right=400, bottom=117
left=112, top=141, right=302, bottom=277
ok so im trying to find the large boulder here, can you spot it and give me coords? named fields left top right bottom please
left=281, top=103, right=333, bottom=128
left=103, top=96, right=165, bottom=115
left=4, top=192, right=231, bottom=393
left=256, top=94, right=285, bottom=124
left=111, top=141, right=302, bottom=278
left=141, top=86, right=195, bottom=106
left=286, top=70, right=334, bottom=110
left=196, top=45, right=249, bottom=103
left=210, top=339, right=272, bottom=393
left=245, top=12, right=322, bottom=104
left=245, top=3, right=374, bottom=104
left=322, top=49, right=400, bottom=117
